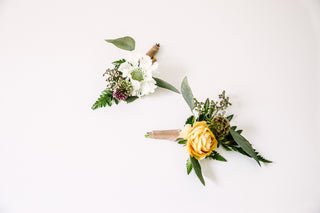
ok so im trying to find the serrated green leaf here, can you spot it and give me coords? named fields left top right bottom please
left=232, top=146, right=272, bottom=164
left=190, top=156, right=205, bottom=186
left=181, top=77, right=194, bottom=111
left=185, top=115, right=195, bottom=125
left=226, top=114, right=234, bottom=121
left=105, top=36, right=135, bottom=51
left=209, top=151, right=227, bottom=162
left=112, top=59, right=126, bottom=66
left=186, top=158, right=193, bottom=175
left=230, top=129, right=260, bottom=166
left=91, top=89, right=114, bottom=110
left=153, top=77, right=180, bottom=94
left=231, top=126, right=237, bottom=131
left=124, top=96, right=138, bottom=103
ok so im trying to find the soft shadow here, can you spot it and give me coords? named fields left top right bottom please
left=201, top=158, right=218, bottom=183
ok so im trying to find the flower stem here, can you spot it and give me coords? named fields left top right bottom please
left=147, top=129, right=181, bottom=141
left=146, top=43, right=160, bottom=63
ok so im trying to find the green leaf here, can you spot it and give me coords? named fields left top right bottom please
left=230, top=129, right=261, bottom=166
left=209, top=151, right=227, bottom=162
left=257, top=155, right=272, bottom=163
left=91, top=89, right=114, bottom=110
left=236, top=129, right=243, bottom=134
left=153, top=77, right=180, bottom=94
left=91, top=89, right=118, bottom=110
left=204, top=98, right=210, bottom=112
left=112, top=59, right=126, bottom=66
left=190, top=156, right=205, bottom=186
left=124, top=96, right=138, bottom=103
left=232, top=146, right=272, bottom=164
left=186, top=158, right=193, bottom=175
left=185, top=115, right=195, bottom=125
left=178, top=139, right=187, bottom=145
left=221, top=143, right=233, bottom=151
left=105, top=36, right=135, bottom=51
left=226, top=114, right=234, bottom=121
left=181, top=77, right=194, bottom=111
left=231, top=126, right=237, bottom=131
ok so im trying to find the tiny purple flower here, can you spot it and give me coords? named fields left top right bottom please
left=113, top=90, right=129, bottom=101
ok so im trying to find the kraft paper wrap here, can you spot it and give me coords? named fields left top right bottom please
left=146, top=44, right=160, bottom=64
left=148, top=130, right=181, bottom=141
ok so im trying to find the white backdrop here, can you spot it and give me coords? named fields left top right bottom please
left=0, top=0, right=319, bottom=212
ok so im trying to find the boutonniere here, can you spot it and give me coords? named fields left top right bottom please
left=146, top=77, right=271, bottom=185
left=92, top=36, right=179, bottom=110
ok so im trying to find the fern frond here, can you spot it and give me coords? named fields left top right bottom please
left=91, top=89, right=114, bottom=110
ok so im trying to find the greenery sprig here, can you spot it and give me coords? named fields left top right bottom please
left=179, top=77, right=271, bottom=185
left=92, top=36, right=180, bottom=110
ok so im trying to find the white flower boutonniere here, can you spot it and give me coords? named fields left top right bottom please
left=92, top=36, right=180, bottom=110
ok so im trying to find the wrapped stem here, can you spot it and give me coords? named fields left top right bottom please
left=146, top=129, right=181, bottom=141
left=146, top=43, right=160, bottom=63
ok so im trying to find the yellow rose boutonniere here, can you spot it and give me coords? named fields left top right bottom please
left=146, top=77, right=272, bottom=186
left=180, top=121, right=217, bottom=160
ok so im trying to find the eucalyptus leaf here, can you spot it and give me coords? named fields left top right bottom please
left=153, top=77, right=180, bottom=94
left=105, top=36, right=135, bottom=51
left=210, top=151, right=227, bottom=162
left=230, top=129, right=261, bottom=166
left=186, top=158, right=193, bottom=175
left=181, top=77, right=194, bottom=111
left=190, top=156, right=205, bottom=186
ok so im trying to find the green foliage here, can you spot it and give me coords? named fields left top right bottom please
left=186, top=158, right=193, bottom=174
left=91, top=89, right=118, bottom=110
left=190, top=156, right=205, bottom=186
left=230, top=129, right=260, bottom=166
left=226, top=114, right=233, bottom=121
left=181, top=77, right=195, bottom=111
left=207, top=151, right=227, bottom=162
left=177, top=139, right=187, bottom=145
left=194, top=91, right=232, bottom=122
left=231, top=146, right=272, bottom=163
left=218, top=128, right=272, bottom=165
left=153, top=77, right=180, bottom=94
left=236, top=129, right=243, bottom=134
left=112, top=59, right=126, bottom=67
left=124, top=96, right=138, bottom=103
left=105, top=36, right=135, bottom=51
left=185, top=115, right=195, bottom=125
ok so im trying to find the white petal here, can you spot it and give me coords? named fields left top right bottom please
left=139, top=55, right=152, bottom=70
left=118, top=62, right=132, bottom=77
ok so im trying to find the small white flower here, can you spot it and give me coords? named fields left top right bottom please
left=118, top=52, right=158, bottom=97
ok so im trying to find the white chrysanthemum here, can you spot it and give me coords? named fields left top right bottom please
left=118, top=52, right=158, bottom=97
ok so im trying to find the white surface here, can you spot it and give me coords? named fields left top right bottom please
left=0, top=0, right=320, bottom=212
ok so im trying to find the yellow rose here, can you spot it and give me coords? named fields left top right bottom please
left=180, top=121, right=217, bottom=160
